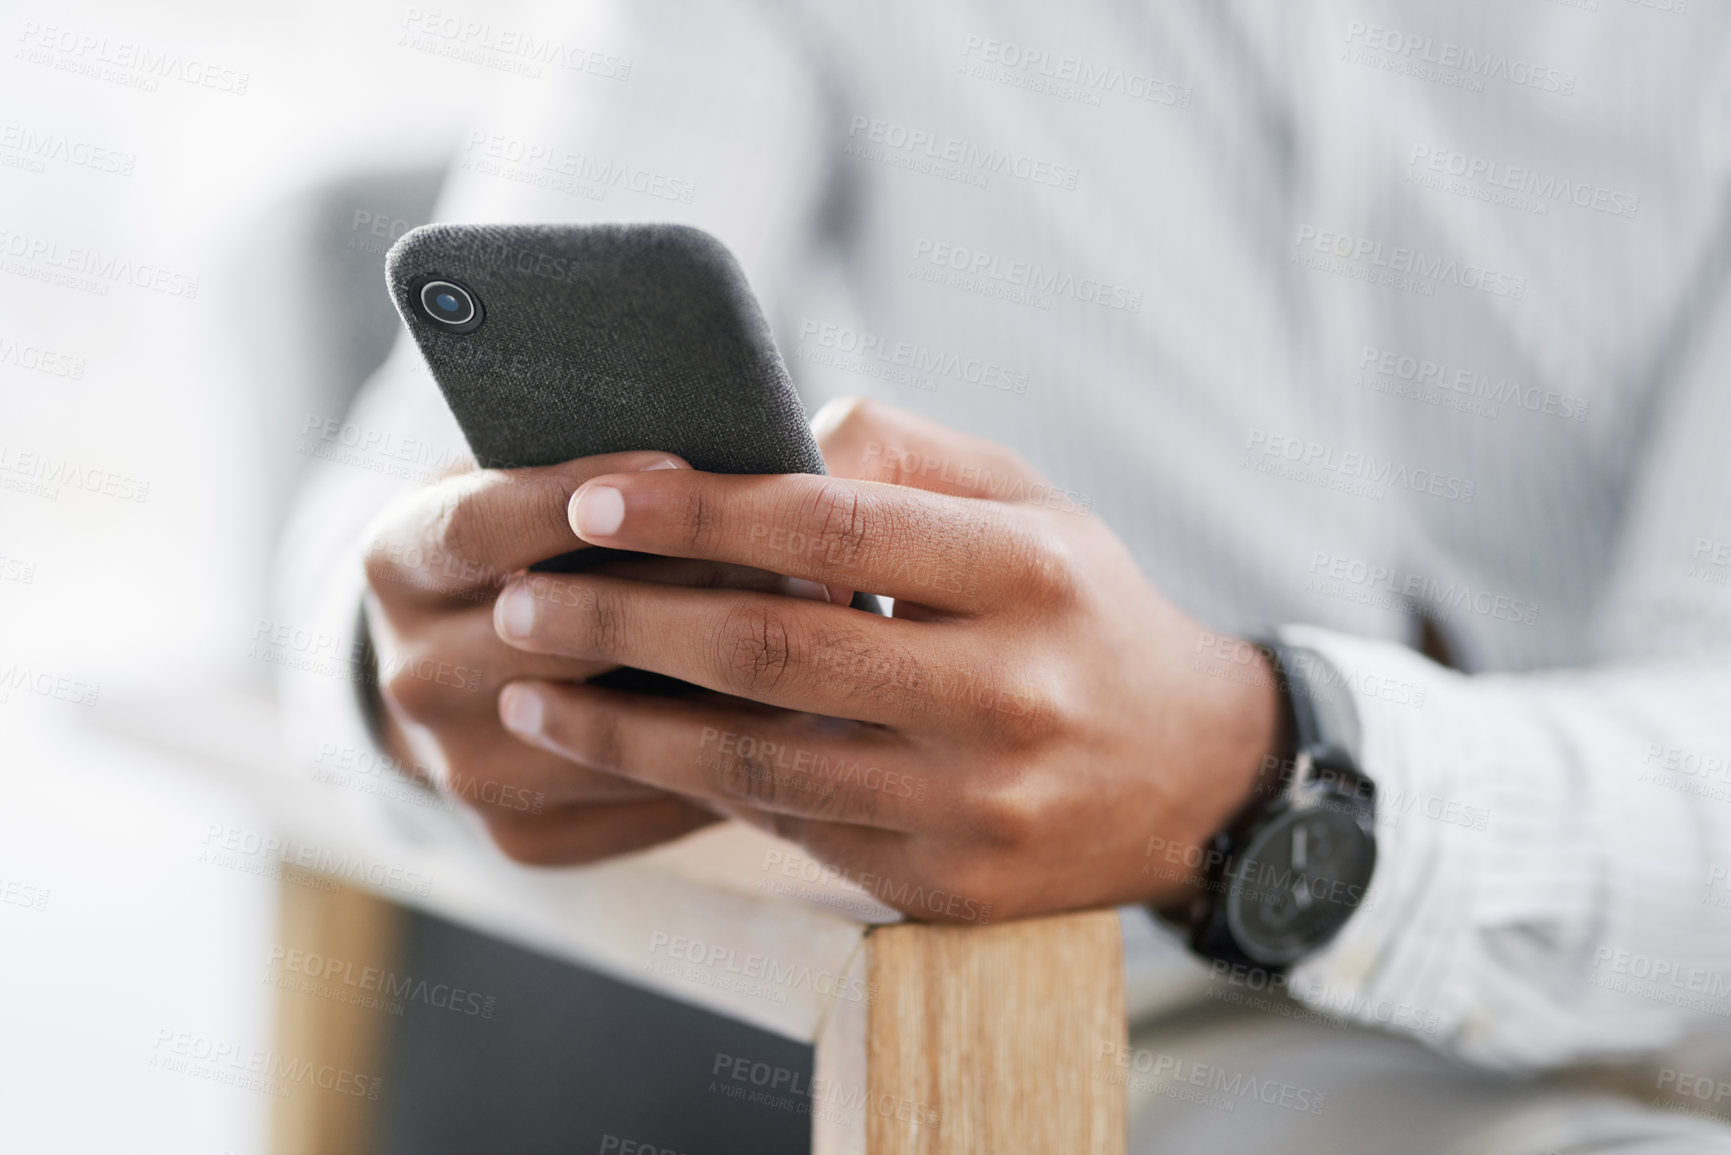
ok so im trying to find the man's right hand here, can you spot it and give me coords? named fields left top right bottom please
left=361, top=451, right=753, bottom=864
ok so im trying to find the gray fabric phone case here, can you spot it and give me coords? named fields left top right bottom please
left=383, top=222, right=880, bottom=697
left=385, top=221, right=827, bottom=476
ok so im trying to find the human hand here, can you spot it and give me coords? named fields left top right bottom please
left=360, top=450, right=833, bottom=863
left=487, top=400, right=1278, bottom=918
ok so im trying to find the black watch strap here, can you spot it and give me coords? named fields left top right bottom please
left=355, top=599, right=392, bottom=753
left=1281, top=643, right=1363, bottom=777
left=1177, top=640, right=1374, bottom=972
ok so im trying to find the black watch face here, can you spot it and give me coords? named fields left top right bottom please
left=1225, top=801, right=1375, bottom=967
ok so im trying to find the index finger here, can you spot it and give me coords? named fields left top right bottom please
left=566, top=470, right=1048, bottom=612
left=363, top=451, right=687, bottom=607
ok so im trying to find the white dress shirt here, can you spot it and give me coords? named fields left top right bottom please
left=277, top=0, right=1731, bottom=1073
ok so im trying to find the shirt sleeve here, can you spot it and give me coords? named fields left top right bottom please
left=1284, top=251, right=1731, bottom=1072
left=271, top=0, right=836, bottom=825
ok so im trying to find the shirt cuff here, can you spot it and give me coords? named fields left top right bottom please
left=1253, top=626, right=1728, bottom=1070
left=1276, top=626, right=1489, bottom=1056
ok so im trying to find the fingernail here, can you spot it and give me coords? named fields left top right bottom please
left=570, top=485, right=625, bottom=538
left=497, top=584, right=537, bottom=639
left=500, top=684, right=544, bottom=736
left=642, top=458, right=683, bottom=471
left=784, top=577, right=832, bottom=603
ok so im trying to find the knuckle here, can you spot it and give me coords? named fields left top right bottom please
left=814, top=397, right=878, bottom=458
left=803, top=782, right=858, bottom=824
left=497, top=477, right=571, bottom=564
left=379, top=653, right=441, bottom=719
left=523, top=474, right=573, bottom=536
left=483, top=816, right=567, bottom=866
left=1003, top=525, right=1078, bottom=604
left=964, top=775, right=1045, bottom=847
left=423, top=470, right=561, bottom=585
left=823, top=636, right=940, bottom=721
left=879, top=452, right=916, bottom=489
left=702, top=736, right=787, bottom=809
left=715, top=602, right=799, bottom=695
left=579, top=705, right=626, bottom=775
left=360, top=492, right=431, bottom=594
left=361, top=542, right=398, bottom=593
left=828, top=399, right=890, bottom=457
left=678, top=484, right=724, bottom=555
left=990, top=666, right=1070, bottom=746
left=795, top=760, right=870, bottom=824
left=844, top=397, right=889, bottom=432
left=571, top=583, right=632, bottom=657
left=807, top=480, right=875, bottom=563
left=428, top=484, right=480, bottom=563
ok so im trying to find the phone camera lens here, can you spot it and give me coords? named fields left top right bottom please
left=416, top=278, right=483, bottom=333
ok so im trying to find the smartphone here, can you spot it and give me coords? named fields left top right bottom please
left=383, top=222, right=881, bottom=677
left=385, top=221, right=829, bottom=477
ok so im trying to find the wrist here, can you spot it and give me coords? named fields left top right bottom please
left=1195, top=644, right=1283, bottom=848
left=1155, top=641, right=1379, bottom=971
left=1150, top=644, right=1284, bottom=914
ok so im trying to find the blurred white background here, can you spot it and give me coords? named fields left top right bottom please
left=0, top=2, right=554, bottom=1148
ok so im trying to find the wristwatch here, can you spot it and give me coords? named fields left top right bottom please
left=1171, top=642, right=1378, bottom=972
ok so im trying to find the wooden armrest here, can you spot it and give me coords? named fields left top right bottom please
left=862, top=910, right=1125, bottom=1154
left=269, top=880, right=1125, bottom=1155
left=121, top=684, right=1124, bottom=1153
left=272, top=873, right=403, bottom=1155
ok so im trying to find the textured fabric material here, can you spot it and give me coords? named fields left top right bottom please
left=385, top=222, right=826, bottom=476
